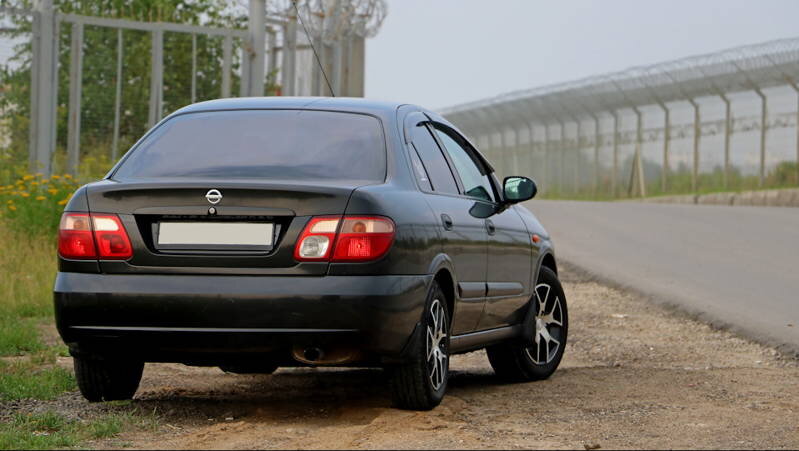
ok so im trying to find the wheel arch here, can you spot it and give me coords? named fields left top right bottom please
left=427, top=253, right=457, bottom=326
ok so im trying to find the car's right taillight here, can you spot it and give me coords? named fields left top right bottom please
left=293, top=215, right=395, bottom=263
left=58, top=212, right=133, bottom=260
left=331, top=216, right=395, bottom=262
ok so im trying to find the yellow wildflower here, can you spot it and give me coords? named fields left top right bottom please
left=6, top=184, right=13, bottom=189
left=58, top=199, right=68, bottom=206
left=48, top=188, right=58, bottom=195
left=36, top=196, right=46, bottom=201
left=63, top=174, right=73, bottom=179
left=8, top=205, right=16, bottom=211
left=41, top=179, right=49, bottom=184
left=23, top=174, right=34, bottom=181
left=6, top=199, right=12, bottom=204
left=35, top=172, right=44, bottom=177
left=30, top=181, right=39, bottom=186
left=20, top=192, right=30, bottom=198
left=51, top=175, right=61, bottom=180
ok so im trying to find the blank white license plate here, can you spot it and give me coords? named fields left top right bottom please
left=158, top=222, right=274, bottom=247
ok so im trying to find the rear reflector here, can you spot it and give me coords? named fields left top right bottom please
left=58, top=213, right=133, bottom=260
left=294, top=216, right=395, bottom=263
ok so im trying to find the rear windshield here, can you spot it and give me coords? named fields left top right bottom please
left=112, top=110, right=386, bottom=182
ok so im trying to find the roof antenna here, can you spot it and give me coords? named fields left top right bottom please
left=292, top=1, right=336, bottom=97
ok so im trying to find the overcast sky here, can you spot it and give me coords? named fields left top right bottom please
left=364, top=0, right=799, bottom=110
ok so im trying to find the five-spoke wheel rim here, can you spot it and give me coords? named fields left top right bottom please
left=526, top=283, right=564, bottom=365
left=426, top=298, right=448, bottom=391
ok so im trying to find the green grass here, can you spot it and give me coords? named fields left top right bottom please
left=0, top=411, right=148, bottom=450
left=0, top=359, right=76, bottom=402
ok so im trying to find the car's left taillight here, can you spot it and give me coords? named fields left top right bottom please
left=58, top=213, right=133, bottom=260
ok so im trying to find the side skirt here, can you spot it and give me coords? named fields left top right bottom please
left=449, top=324, right=523, bottom=355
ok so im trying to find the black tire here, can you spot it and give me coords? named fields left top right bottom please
left=487, top=266, right=568, bottom=382
left=387, top=280, right=450, bottom=410
left=74, top=356, right=144, bottom=402
left=219, top=363, right=279, bottom=375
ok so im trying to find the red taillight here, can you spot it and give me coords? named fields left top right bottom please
left=58, top=213, right=132, bottom=260
left=58, top=213, right=96, bottom=259
left=294, top=216, right=395, bottom=263
left=331, top=217, right=395, bottom=262
left=91, top=214, right=133, bottom=259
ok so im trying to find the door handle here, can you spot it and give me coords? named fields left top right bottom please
left=486, top=219, right=496, bottom=235
left=441, top=214, right=454, bottom=231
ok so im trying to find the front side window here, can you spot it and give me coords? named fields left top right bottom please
left=113, top=110, right=386, bottom=183
left=434, top=128, right=495, bottom=202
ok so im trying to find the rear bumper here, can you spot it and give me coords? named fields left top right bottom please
left=54, top=272, right=430, bottom=363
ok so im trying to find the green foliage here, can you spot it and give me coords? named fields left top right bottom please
left=0, top=0, right=251, bottom=175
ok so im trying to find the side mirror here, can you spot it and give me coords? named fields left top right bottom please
left=503, top=176, right=537, bottom=203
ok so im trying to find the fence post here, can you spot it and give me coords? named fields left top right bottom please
left=558, top=121, right=566, bottom=194
left=662, top=105, right=670, bottom=193
left=720, top=94, right=732, bottom=189
left=689, top=99, right=700, bottom=192
left=29, top=0, right=58, bottom=175
left=190, top=34, right=197, bottom=103
left=147, top=29, right=163, bottom=128
left=754, top=89, right=767, bottom=187
left=66, top=22, right=84, bottom=176
left=592, top=114, right=600, bottom=197
left=612, top=111, right=619, bottom=197
left=543, top=124, right=550, bottom=193
left=575, top=120, right=581, bottom=193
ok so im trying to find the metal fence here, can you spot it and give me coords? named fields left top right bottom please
left=0, top=1, right=383, bottom=177
left=442, top=38, right=799, bottom=198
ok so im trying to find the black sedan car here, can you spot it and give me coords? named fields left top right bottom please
left=55, top=97, right=568, bottom=410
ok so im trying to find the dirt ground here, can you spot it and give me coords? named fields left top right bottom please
left=14, top=267, right=799, bottom=449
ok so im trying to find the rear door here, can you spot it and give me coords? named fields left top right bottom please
left=430, top=125, right=533, bottom=330
left=404, top=113, right=487, bottom=335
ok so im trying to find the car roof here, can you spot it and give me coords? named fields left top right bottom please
left=175, top=97, right=409, bottom=116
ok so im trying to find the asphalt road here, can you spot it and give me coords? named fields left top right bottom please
left=526, top=200, right=799, bottom=355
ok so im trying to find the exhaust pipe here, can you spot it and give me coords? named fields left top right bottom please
left=303, top=347, right=324, bottom=362
left=291, top=345, right=362, bottom=366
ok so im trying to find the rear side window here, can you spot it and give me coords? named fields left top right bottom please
left=409, top=124, right=459, bottom=195
left=113, top=110, right=385, bottom=183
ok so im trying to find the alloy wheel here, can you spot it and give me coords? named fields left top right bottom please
left=526, top=283, right=564, bottom=365
left=426, top=298, right=448, bottom=390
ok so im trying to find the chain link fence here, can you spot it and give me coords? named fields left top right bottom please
left=442, top=38, right=799, bottom=198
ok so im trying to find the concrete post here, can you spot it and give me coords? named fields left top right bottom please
left=147, top=29, right=164, bottom=128
left=247, top=0, right=266, bottom=96
left=111, top=29, right=123, bottom=162
left=29, top=0, right=58, bottom=175
left=592, top=114, right=600, bottom=197
left=221, top=35, right=233, bottom=98
left=281, top=17, right=297, bottom=96
left=66, top=22, right=83, bottom=175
